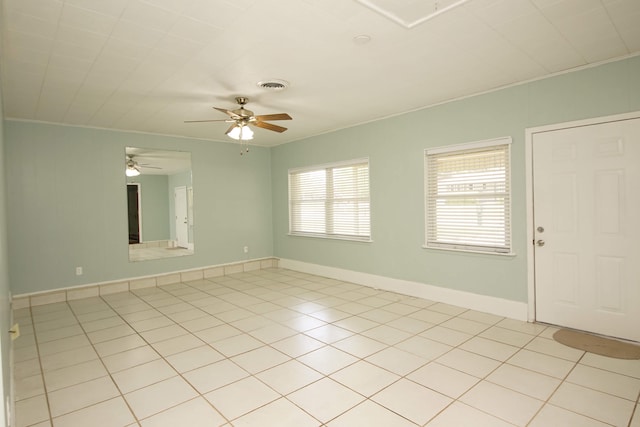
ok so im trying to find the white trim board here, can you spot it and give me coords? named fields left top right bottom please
left=279, top=258, right=527, bottom=321
left=12, top=257, right=279, bottom=308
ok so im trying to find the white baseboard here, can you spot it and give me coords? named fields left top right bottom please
left=12, top=257, right=279, bottom=309
left=279, top=258, right=528, bottom=321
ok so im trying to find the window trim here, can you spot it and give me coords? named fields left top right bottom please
left=423, top=137, right=514, bottom=256
left=288, top=157, right=372, bottom=243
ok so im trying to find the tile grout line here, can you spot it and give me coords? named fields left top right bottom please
left=95, top=283, right=233, bottom=426
left=13, top=268, right=640, bottom=426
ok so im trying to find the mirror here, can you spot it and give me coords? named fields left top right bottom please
left=126, top=147, right=194, bottom=262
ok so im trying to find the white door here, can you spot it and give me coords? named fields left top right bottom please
left=533, top=118, right=640, bottom=342
left=174, top=186, right=189, bottom=249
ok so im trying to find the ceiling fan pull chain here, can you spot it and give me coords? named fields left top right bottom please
left=240, top=126, right=245, bottom=155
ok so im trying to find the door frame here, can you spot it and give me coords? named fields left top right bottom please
left=525, top=110, right=640, bottom=322
left=174, top=186, right=189, bottom=249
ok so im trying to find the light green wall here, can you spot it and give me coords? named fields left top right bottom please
left=127, top=175, right=171, bottom=241
left=5, top=122, right=273, bottom=294
left=4, top=56, right=640, bottom=304
left=272, top=55, right=640, bottom=303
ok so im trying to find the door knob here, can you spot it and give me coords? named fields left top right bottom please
left=536, top=239, right=545, bottom=247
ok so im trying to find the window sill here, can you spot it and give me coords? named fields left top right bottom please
left=288, top=233, right=373, bottom=243
left=421, top=245, right=515, bottom=257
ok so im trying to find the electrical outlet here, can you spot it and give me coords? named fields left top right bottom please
left=75, top=266, right=83, bottom=276
left=9, top=323, right=19, bottom=341
left=243, top=246, right=249, bottom=253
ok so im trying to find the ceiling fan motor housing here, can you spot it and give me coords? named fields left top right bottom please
left=232, top=107, right=253, bottom=118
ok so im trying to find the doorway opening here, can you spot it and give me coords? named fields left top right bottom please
left=127, top=183, right=141, bottom=244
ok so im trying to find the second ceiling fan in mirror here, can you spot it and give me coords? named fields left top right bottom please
left=125, top=155, right=162, bottom=177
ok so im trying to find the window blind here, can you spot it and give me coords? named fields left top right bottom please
left=425, top=139, right=511, bottom=254
left=289, top=159, right=370, bottom=241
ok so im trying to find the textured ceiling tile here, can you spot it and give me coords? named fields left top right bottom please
left=46, top=57, right=90, bottom=77
left=1, top=0, right=638, bottom=146
left=573, top=37, right=629, bottom=63
left=92, top=53, right=140, bottom=77
left=182, top=0, right=246, bottom=28
left=535, top=0, right=603, bottom=21
left=121, top=0, right=179, bottom=32
left=5, top=9, right=58, bottom=39
left=155, top=34, right=206, bottom=58
left=492, top=12, right=585, bottom=71
left=101, top=38, right=150, bottom=61
left=41, top=74, right=82, bottom=96
left=494, top=12, right=559, bottom=47
left=2, top=86, right=40, bottom=118
left=88, top=105, right=130, bottom=128
left=63, top=0, right=130, bottom=18
left=601, top=1, right=640, bottom=51
left=82, top=70, right=128, bottom=91
left=113, top=100, right=166, bottom=129
left=60, top=4, right=118, bottom=35
left=302, top=0, right=366, bottom=21
left=111, top=21, right=165, bottom=48
left=2, top=63, right=45, bottom=96
left=6, top=46, right=50, bottom=67
left=55, top=24, right=108, bottom=53
left=4, top=0, right=63, bottom=22
left=4, top=30, right=54, bottom=55
left=51, top=40, right=102, bottom=65
left=36, top=86, right=77, bottom=122
left=525, top=42, right=586, bottom=73
left=617, top=27, right=640, bottom=51
left=141, top=0, right=195, bottom=15
left=467, top=0, right=538, bottom=28
left=64, top=93, right=104, bottom=124
left=169, top=16, right=222, bottom=43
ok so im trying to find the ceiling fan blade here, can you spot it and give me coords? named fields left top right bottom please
left=254, top=113, right=292, bottom=121
left=214, top=107, right=241, bottom=119
left=184, top=119, right=233, bottom=123
left=253, top=121, right=288, bottom=133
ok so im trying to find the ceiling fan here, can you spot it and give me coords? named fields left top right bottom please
left=126, top=155, right=161, bottom=177
left=184, top=96, right=292, bottom=142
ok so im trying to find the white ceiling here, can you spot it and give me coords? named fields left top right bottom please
left=1, top=0, right=639, bottom=147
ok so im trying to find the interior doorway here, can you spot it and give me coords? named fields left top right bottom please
left=127, top=183, right=141, bottom=244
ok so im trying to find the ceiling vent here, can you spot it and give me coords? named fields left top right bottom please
left=257, top=79, right=290, bottom=91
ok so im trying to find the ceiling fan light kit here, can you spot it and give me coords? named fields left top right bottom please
left=185, top=96, right=292, bottom=154
left=126, top=164, right=140, bottom=177
left=227, top=124, right=254, bottom=141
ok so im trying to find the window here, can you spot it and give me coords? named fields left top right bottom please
left=424, top=138, right=512, bottom=254
left=289, top=158, right=370, bottom=241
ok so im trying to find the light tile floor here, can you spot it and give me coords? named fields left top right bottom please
left=12, top=268, right=640, bottom=426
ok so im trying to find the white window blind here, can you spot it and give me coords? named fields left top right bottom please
left=289, top=159, right=370, bottom=241
left=425, top=138, right=512, bottom=254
